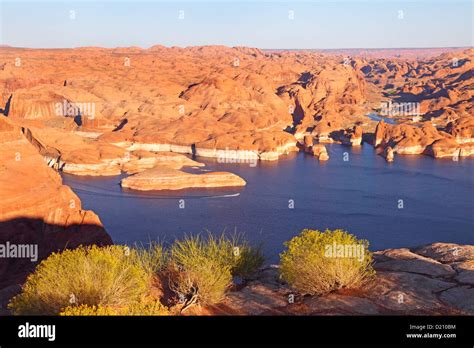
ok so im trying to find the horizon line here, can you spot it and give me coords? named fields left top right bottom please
left=1, top=44, right=471, bottom=51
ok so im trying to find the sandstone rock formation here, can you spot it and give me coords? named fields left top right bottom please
left=121, top=151, right=204, bottom=174
left=446, top=117, right=474, bottom=143
left=120, top=167, right=246, bottom=191
left=0, top=117, right=112, bottom=289
left=349, top=125, right=363, bottom=146
left=374, top=118, right=474, bottom=159
left=0, top=46, right=472, bottom=164
left=384, top=146, right=394, bottom=162
left=303, top=135, right=314, bottom=153
left=311, top=144, right=329, bottom=161
left=338, top=125, right=363, bottom=146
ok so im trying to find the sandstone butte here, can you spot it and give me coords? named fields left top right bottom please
left=121, top=167, right=246, bottom=191
left=0, top=45, right=473, bottom=303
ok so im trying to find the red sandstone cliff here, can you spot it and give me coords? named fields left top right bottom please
left=0, top=117, right=112, bottom=289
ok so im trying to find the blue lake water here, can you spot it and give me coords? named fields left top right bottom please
left=366, top=112, right=397, bottom=124
left=63, top=144, right=474, bottom=262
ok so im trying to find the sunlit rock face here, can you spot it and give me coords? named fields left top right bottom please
left=120, top=167, right=246, bottom=191
left=0, top=46, right=472, bottom=166
left=0, top=117, right=112, bottom=289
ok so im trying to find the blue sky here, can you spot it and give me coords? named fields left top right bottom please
left=0, top=0, right=472, bottom=49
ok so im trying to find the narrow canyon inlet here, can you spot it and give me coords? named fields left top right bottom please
left=63, top=146, right=474, bottom=261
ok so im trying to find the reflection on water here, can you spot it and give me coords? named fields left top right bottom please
left=63, top=145, right=474, bottom=262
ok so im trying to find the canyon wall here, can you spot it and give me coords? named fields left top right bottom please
left=0, top=117, right=112, bottom=289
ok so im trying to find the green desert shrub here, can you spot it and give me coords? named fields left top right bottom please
left=230, top=241, right=265, bottom=279
left=9, top=234, right=262, bottom=315
left=60, top=298, right=168, bottom=316
left=9, top=245, right=152, bottom=315
left=134, top=242, right=168, bottom=275
left=59, top=304, right=116, bottom=316
left=280, top=229, right=375, bottom=296
left=121, top=298, right=169, bottom=315
left=168, top=234, right=263, bottom=305
left=168, top=235, right=233, bottom=305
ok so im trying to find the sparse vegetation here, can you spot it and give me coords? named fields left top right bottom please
left=134, top=242, right=168, bottom=275
left=59, top=304, right=116, bottom=316
left=279, top=229, right=375, bottom=296
left=231, top=241, right=265, bottom=280
left=9, top=245, right=152, bottom=315
left=10, top=229, right=376, bottom=315
left=9, top=233, right=264, bottom=315
left=168, top=234, right=263, bottom=307
left=60, top=298, right=169, bottom=316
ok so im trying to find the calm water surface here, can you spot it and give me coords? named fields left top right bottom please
left=63, top=144, right=474, bottom=262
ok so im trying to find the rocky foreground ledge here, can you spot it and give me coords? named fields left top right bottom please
left=0, top=242, right=472, bottom=316
left=195, top=243, right=474, bottom=316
